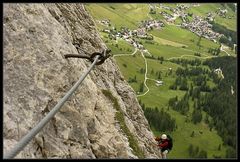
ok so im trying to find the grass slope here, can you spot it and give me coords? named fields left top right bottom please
left=86, top=3, right=235, bottom=158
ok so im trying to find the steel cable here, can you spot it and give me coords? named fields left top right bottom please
left=4, top=55, right=100, bottom=159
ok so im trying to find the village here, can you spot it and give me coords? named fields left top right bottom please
left=150, top=4, right=233, bottom=43
left=100, top=18, right=165, bottom=52
left=98, top=3, right=234, bottom=51
left=180, top=15, right=223, bottom=42
left=159, top=4, right=190, bottom=24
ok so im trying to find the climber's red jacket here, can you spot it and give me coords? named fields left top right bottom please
left=155, top=137, right=169, bottom=150
left=159, top=139, right=168, bottom=148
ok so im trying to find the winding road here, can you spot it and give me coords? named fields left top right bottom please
left=166, top=54, right=218, bottom=60
left=113, top=48, right=138, bottom=58
left=137, top=51, right=150, bottom=97
left=113, top=46, right=222, bottom=98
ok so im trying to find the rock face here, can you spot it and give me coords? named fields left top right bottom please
left=3, top=3, right=160, bottom=159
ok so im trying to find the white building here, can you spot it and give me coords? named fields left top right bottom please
left=155, top=80, right=163, bottom=86
left=214, top=68, right=224, bottom=79
left=214, top=67, right=222, bottom=73
left=231, top=86, right=234, bottom=95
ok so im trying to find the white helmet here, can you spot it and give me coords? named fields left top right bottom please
left=161, top=134, right=167, bottom=140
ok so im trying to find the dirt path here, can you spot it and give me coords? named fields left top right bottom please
left=166, top=54, right=218, bottom=60
left=113, top=48, right=138, bottom=58
left=137, top=51, right=150, bottom=97
left=113, top=48, right=153, bottom=97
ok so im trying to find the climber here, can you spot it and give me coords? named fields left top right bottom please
left=155, top=134, right=172, bottom=159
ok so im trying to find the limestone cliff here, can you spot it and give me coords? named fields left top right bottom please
left=3, top=3, right=160, bottom=159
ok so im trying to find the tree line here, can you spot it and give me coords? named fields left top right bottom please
left=170, top=58, right=201, bottom=67
left=139, top=100, right=176, bottom=132
left=168, top=93, right=189, bottom=115
left=145, top=55, right=164, bottom=64
left=208, top=47, right=221, bottom=56
left=169, top=66, right=212, bottom=92
left=202, top=56, right=237, bottom=158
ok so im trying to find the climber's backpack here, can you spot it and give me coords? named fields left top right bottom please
left=167, top=135, right=173, bottom=150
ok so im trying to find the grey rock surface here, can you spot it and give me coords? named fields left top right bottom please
left=3, top=3, right=160, bottom=159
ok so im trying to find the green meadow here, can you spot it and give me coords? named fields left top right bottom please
left=149, top=25, right=221, bottom=54
left=114, top=52, right=145, bottom=92
left=85, top=3, right=236, bottom=158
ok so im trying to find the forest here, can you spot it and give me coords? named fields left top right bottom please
left=139, top=100, right=177, bottom=132
left=167, top=56, right=236, bottom=157
left=202, top=56, right=237, bottom=158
